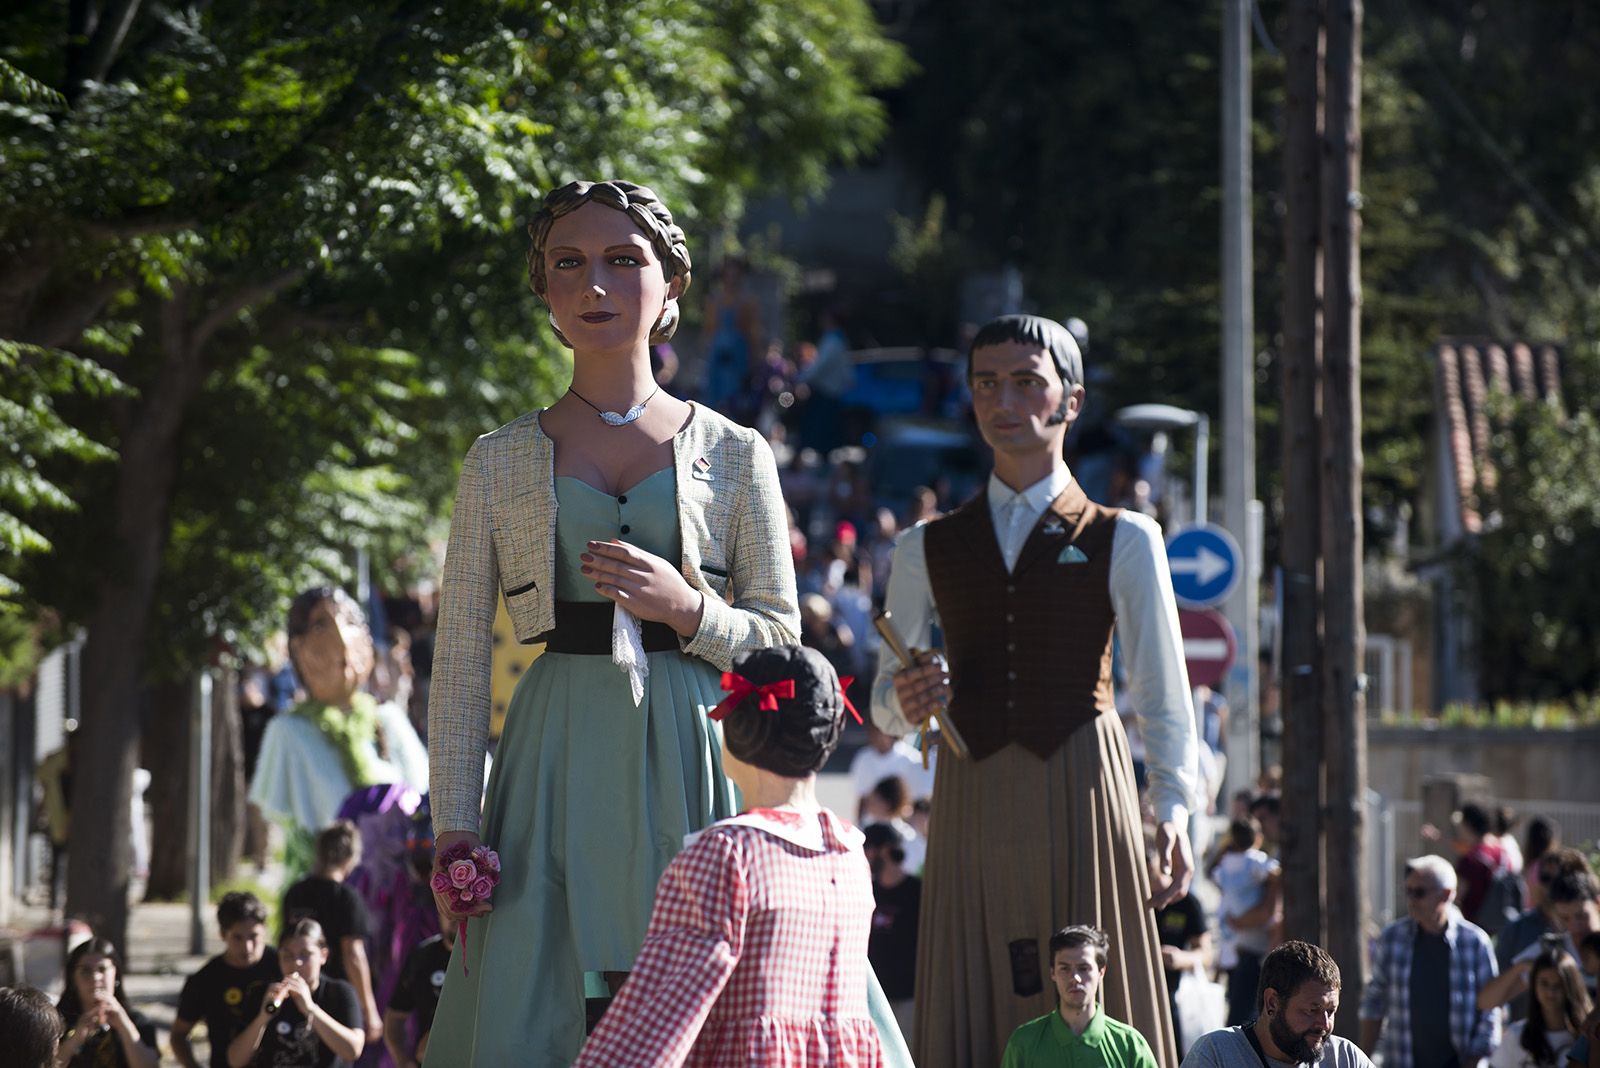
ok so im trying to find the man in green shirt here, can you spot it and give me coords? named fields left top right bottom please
left=1002, top=926, right=1160, bottom=1068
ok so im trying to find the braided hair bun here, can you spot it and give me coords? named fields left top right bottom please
left=720, top=645, right=848, bottom=778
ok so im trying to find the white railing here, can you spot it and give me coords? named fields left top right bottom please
left=1371, top=797, right=1600, bottom=924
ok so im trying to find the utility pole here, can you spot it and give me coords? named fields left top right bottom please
left=1322, top=0, right=1368, bottom=1034
left=1220, top=0, right=1259, bottom=805
left=1279, top=0, right=1326, bottom=950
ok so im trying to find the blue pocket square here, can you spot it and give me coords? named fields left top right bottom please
left=1058, top=545, right=1090, bottom=564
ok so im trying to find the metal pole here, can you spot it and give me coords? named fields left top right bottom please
left=1193, top=414, right=1210, bottom=527
left=189, top=672, right=213, bottom=955
left=1221, top=0, right=1259, bottom=805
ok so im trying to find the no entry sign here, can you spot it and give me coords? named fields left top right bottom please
left=1179, top=608, right=1237, bottom=689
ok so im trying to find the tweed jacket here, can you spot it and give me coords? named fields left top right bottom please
left=428, top=403, right=801, bottom=834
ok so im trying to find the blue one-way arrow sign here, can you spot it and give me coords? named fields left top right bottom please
left=1165, top=524, right=1242, bottom=608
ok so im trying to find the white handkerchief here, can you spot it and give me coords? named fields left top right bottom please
left=612, top=602, right=648, bottom=706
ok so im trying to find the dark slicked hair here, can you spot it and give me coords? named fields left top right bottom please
left=969, top=314, right=1085, bottom=390
left=217, top=891, right=269, bottom=932
left=0, top=986, right=61, bottom=1068
left=1257, top=940, right=1341, bottom=1015
left=1049, top=925, right=1110, bottom=971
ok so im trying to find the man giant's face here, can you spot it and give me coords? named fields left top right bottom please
left=969, top=341, right=1082, bottom=457
left=1265, top=980, right=1338, bottom=1063
left=290, top=598, right=374, bottom=706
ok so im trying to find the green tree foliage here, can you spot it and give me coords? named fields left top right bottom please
left=1465, top=377, right=1600, bottom=702
left=882, top=0, right=1600, bottom=532
left=0, top=0, right=905, bottom=949
left=0, top=0, right=905, bottom=662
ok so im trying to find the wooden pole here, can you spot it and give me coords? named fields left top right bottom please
left=1280, top=0, right=1326, bottom=950
left=1322, top=0, right=1368, bottom=1036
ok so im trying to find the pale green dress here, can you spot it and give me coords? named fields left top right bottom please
left=425, top=470, right=911, bottom=1066
left=426, top=469, right=736, bottom=1063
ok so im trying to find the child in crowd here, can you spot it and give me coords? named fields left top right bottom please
left=383, top=907, right=458, bottom=1068
left=54, top=937, right=159, bottom=1068
left=861, top=775, right=926, bottom=874
left=281, top=820, right=382, bottom=1047
left=1212, top=816, right=1281, bottom=1026
left=173, top=891, right=281, bottom=1068
left=574, top=645, right=895, bottom=1065
left=229, top=918, right=364, bottom=1068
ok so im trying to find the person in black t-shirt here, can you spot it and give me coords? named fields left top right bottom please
left=54, top=937, right=159, bottom=1068
left=383, top=907, right=458, bottom=1068
left=229, top=918, right=364, bottom=1068
left=862, top=821, right=922, bottom=1040
left=281, top=820, right=382, bottom=1048
left=173, top=891, right=281, bottom=1068
left=1149, top=845, right=1212, bottom=1061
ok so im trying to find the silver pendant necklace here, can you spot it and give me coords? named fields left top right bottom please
left=568, top=385, right=660, bottom=426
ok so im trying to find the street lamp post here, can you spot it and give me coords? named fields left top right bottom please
left=1114, top=403, right=1209, bottom=526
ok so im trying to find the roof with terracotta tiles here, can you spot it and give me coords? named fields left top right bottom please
left=1434, top=340, right=1563, bottom=535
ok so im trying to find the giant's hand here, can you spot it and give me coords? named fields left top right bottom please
left=432, top=831, right=493, bottom=918
left=581, top=539, right=704, bottom=637
left=891, top=650, right=950, bottom=726
left=1149, top=820, right=1194, bottom=909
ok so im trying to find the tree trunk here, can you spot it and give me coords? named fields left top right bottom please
left=142, top=679, right=192, bottom=900
left=1321, top=0, right=1367, bottom=1036
left=1280, top=0, right=1327, bottom=951
left=66, top=290, right=206, bottom=953
left=211, top=664, right=244, bottom=886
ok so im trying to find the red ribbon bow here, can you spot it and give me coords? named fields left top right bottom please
left=710, top=673, right=796, bottom=720
left=838, top=676, right=864, bottom=725
left=709, top=671, right=864, bottom=725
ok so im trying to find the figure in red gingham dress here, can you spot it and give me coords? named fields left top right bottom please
left=574, top=645, right=888, bottom=1068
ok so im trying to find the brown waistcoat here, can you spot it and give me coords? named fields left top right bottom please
left=923, top=479, right=1122, bottom=761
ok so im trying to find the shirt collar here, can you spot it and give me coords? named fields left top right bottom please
left=988, top=467, right=1075, bottom=513
left=1048, top=1006, right=1105, bottom=1045
left=686, top=807, right=864, bottom=854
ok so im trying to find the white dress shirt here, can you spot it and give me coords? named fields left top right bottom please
left=871, top=469, right=1201, bottom=826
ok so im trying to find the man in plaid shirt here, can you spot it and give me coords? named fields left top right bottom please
left=1359, top=854, right=1501, bottom=1068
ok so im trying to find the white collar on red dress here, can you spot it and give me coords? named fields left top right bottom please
left=684, top=807, right=864, bottom=854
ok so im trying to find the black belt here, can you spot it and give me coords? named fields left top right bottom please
left=535, top=601, right=680, bottom=655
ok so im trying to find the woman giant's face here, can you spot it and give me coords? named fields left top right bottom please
left=543, top=201, right=679, bottom=356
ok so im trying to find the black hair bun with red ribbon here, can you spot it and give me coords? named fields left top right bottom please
left=718, top=644, right=849, bottom=778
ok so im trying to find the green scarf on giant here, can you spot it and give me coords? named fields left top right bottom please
left=288, top=691, right=383, bottom=786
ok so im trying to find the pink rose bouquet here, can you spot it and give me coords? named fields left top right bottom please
left=430, top=842, right=501, bottom=974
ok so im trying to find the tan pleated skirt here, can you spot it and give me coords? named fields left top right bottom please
left=912, top=712, right=1177, bottom=1068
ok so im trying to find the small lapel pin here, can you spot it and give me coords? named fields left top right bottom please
left=1058, top=544, right=1089, bottom=565
left=1042, top=516, right=1066, bottom=537
left=691, top=456, right=715, bottom=482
